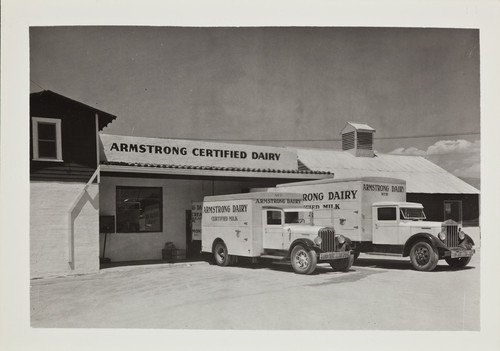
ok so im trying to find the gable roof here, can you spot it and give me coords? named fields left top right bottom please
left=30, top=90, right=117, bottom=130
left=341, top=122, right=376, bottom=134
left=296, top=148, right=479, bottom=194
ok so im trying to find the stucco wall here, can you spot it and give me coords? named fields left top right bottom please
left=99, top=176, right=282, bottom=262
left=99, top=177, right=208, bottom=261
left=30, top=182, right=100, bottom=278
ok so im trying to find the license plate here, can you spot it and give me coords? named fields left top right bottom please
left=451, top=249, right=475, bottom=258
left=319, top=251, right=351, bottom=260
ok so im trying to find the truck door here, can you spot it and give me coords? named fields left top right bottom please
left=263, top=209, right=284, bottom=250
left=372, top=206, right=400, bottom=245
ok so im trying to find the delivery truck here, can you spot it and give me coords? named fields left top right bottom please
left=200, top=192, right=354, bottom=275
left=270, top=177, right=475, bottom=271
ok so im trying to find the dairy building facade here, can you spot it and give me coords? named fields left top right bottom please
left=30, top=91, right=480, bottom=278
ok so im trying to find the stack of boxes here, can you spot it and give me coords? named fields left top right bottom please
left=162, top=242, right=186, bottom=261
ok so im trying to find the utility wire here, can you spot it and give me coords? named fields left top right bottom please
left=30, top=80, right=45, bottom=90
left=168, top=131, right=480, bottom=143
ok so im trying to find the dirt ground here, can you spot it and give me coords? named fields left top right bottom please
left=30, top=250, right=480, bottom=330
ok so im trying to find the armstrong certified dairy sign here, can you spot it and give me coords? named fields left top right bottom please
left=100, top=134, right=298, bottom=170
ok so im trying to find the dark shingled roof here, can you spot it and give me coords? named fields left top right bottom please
left=30, top=90, right=117, bottom=130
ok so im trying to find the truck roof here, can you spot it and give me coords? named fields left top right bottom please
left=263, top=206, right=311, bottom=211
left=275, top=176, right=406, bottom=188
left=372, top=201, right=423, bottom=207
left=203, top=191, right=302, bottom=202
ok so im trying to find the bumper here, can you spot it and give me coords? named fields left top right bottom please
left=447, top=248, right=475, bottom=259
left=319, top=250, right=352, bottom=261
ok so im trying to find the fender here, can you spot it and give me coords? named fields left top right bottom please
left=464, top=234, right=475, bottom=246
left=402, top=233, right=448, bottom=257
left=288, top=238, right=318, bottom=256
left=338, top=235, right=352, bottom=247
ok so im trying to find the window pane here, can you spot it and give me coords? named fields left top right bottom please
left=38, top=140, right=57, bottom=158
left=378, top=207, right=396, bottom=221
left=267, top=210, right=282, bottom=225
left=116, top=187, right=162, bottom=233
left=38, top=122, right=57, bottom=141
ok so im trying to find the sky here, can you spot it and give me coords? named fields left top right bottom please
left=29, top=26, right=481, bottom=181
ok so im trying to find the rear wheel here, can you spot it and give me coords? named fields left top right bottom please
left=409, top=241, right=439, bottom=271
left=213, top=241, right=232, bottom=267
left=290, top=245, right=317, bottom=275
left=445, top=256, right=471, bottom=269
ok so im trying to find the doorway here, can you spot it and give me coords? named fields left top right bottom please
left=185, top=210, right=201, bottom=258
left=444, top=200, right=462, bottom=225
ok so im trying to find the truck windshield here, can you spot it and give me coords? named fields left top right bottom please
left=400, top=208, right=426, bottom=220
left=285, top=211, right=313, bottom=225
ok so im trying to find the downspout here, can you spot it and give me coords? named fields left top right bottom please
left=95, top=113, right=100, bottom=183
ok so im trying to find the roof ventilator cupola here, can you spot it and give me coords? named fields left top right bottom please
left=341, top=122, right=375, bottom=157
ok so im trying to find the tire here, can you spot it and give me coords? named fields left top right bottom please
left=330, top=253, right=355, bottom=272
left=445, top=256, right=471, bottom=269
left=213, top=241, right=232, bottom=267
left=290, top=244, right=317, bottom=275
left=353, top=251, right=360, bottom=260
left=409, top=241, right=439, bottom=271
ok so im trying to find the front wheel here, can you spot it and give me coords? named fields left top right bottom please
left=290, top=245, right=317, bottom=275
left=330, top=253, right=354, bottom=272
left=445, top=256, right=471, bottom=269
left=409, top=241, right=439, bottom=271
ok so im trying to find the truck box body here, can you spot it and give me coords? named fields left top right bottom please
left=273, top=177, right=406, bottom=242
left=201, top=192, right=303, bottom=257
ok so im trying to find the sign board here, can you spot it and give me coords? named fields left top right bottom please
left=100, top=134, right=298, bottom=170
left=191, top=202, right=202, bottom=241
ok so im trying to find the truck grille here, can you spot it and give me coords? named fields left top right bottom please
left=444, top=222, right=459, bottom=248
left=319, top=228, right=336, bottom=252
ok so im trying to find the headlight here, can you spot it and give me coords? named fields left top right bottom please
left=314, top=236, right=322, bottom=246
left=459, top=230, right=466, bottom=241
left=438, top=228, right=446, bottom=242
left=337, top=235, right=346, bottom=245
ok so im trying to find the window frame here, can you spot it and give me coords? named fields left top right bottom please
left=115, top=186, right=163, bottom=234
left=266, top=210, right=283, bottom=226
left=377, top=207, right=398, bottom=221
left=32, top=117, right=63, bottom=162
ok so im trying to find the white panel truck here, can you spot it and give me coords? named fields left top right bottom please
left=272, top=177, right=475, bottom=271
left=200, top=192, right=354, bottom=275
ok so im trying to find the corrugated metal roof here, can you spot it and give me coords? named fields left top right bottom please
left=296, top=148, right=479, bottom=194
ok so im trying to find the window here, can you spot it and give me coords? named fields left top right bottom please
left=400, top=207, right=426, bottom=220
left=377, top=207, right=397, bottom=221
left=266, top=210, right=282, bottom=225
left=284, top=210, right=313, bottom=225
left=32, top=117, right=62, bottom=161
left=116, top=186, right=162, bottom=233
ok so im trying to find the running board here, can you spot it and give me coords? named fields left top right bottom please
left=260, top=254, right=287, bottom=261
left=364, top=252, right=402, bottom=257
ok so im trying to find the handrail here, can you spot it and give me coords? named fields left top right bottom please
left=67, top=166, right=100, bottom=268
